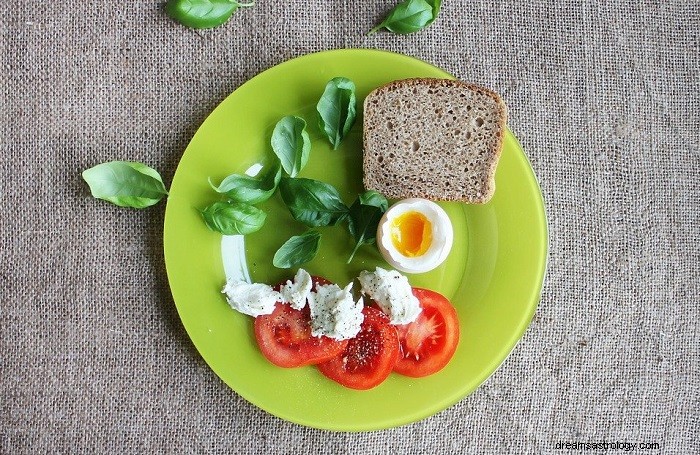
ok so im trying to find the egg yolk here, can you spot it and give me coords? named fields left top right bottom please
left=390, top=211, right=433, bottom=257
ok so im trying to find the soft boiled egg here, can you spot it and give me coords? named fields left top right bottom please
left=376, top=198, right=454, bottom=274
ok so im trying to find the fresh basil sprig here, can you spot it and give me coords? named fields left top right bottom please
left=279, top=177, right=349, bottom=227
left=271, top=116, right=311, bottom=178
left=166, top=0, right=255, bottom=29
left=316, top=77, right=357, bottom=150
left=82, top=161, right=168, bottom=209
left=209, top=163, right=281, bottom=204
left=346, top=191, right=389, bottom=263
left=369, top=0, right=439, bottom=35
left=273, top=230, right=321, bottom=269
left=200, top=201, right=266, bottom=235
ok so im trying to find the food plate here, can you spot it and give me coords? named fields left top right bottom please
left=164, top=49, right=547, bottom=431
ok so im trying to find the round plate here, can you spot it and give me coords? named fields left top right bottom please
left=164, top=49, right=547, bottom=431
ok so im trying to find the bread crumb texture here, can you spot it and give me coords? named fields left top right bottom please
left=362, top=78, right=507, bottom=204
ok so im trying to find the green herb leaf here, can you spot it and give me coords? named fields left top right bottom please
left=271, top=116, right=311, bottom=178
left=426, top=0, right=441, bottom=25
left=369, top=0, right=434, bottom=35
left=81, top=161, right=168, bottom=209
left=200, top=201, right=266, bottom=235
left=346, top=191, right=389, bottom=263
left=166, top=0, right=255, bottom=29
left=358, top=190, right=389, bottom=211
left=273, top=230, right=321, bottom=269
left=279, top=177, right=349, bottom=227
left=209, top=163, right=281, bottom=204
left=316, top=77, right=357, bottom=150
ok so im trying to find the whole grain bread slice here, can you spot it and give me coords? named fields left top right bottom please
left=362, top=78, right=507, bottom=204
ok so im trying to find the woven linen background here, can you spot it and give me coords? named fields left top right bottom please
left=1, top=0, right=698, bottom=453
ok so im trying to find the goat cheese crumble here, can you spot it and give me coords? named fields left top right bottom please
left=307, top=283, right=364, bottom=340
left=222, top=280, right=282, bottom=317
left=358, top=267, right=421, bottom=325
left=280, top=268, right=313, bottom=310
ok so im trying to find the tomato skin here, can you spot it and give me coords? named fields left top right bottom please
left=254, top=276, right=347, bottom=368
left=393, top=288, right=460, bottom=378
left=317, top=307, right=400, bottom=390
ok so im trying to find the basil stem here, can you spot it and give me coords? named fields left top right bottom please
left=82, top=161, right=168, bottom=209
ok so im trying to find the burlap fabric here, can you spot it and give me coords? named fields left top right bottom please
left=1, top=1, right=698, bottom=453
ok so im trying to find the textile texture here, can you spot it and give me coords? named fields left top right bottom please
left=1, top=1, right=698, bottom=453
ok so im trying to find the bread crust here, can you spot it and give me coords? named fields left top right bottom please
left=362, top=78, right=507, bottom=204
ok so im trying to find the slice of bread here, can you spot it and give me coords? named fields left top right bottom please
left=362, top=78, right=507, bottom=204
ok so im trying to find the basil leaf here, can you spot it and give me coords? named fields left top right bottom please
left=273, top=230, right=321, bottom=269
left=82, top=161, right=168, bottom=209
left=166, top=0, right=254, bottom=29
left=316, top=77, right=357, bottom=150
left=426, top=0, right=441, bottom=25
left=279, top=177, right=349, bottom=227
left=271, top=116, right=311, bottom=178
left=369, top=0, right=434, bottom=35
left=346, top=191, right=388, bottom=263
left=200, top=201, right=266, bottom=235
left=209, top=163, right=281, bottom=204
left=358, top=190, right=389, bottom=211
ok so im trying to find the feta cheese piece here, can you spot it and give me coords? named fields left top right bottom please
left=222, top=280, right=282, bottom=317
left=307, top=283, right=364, bottom=340
left=358, top=267, right=421, bottom=325
left=280, top=268, right=313, bottom=310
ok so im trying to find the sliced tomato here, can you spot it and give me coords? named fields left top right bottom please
left=317, top=307, right=400, bottom=390
left=254, top=276, right=347, bottom=368
left=393, top=288, right=460, bottom=378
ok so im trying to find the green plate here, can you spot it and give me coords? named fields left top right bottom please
left=164, top=49, right=547, bottom=431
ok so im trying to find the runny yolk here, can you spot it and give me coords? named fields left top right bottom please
left=390, top=211, right=433, bottom=257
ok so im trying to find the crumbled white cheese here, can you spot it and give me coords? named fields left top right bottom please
left=221, top=280, right=282, bottom=317
left=358, top=267, right=421, bottom=325
left=307, top=283, right=364, bottom=340
left=280, top=268, right=313, bottom=310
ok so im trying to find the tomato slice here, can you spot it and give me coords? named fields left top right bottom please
left=317, top=307, right=400, bottom=390
left=254, top=276, right=348, bottom=368
left=393, top=288, right=460, bottom=378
